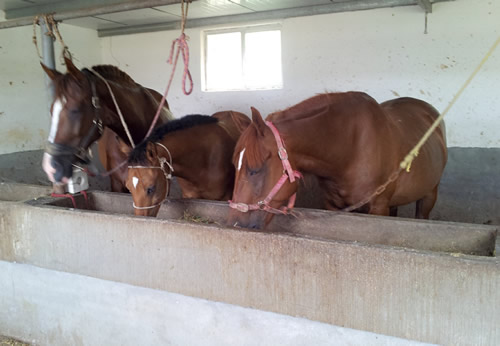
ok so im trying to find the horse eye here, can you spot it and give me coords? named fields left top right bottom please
left=248, top=168, right=260, bottom=176
left=146, top=186, right=156, bottom=195
left=69, top=108, right=81, bottom=117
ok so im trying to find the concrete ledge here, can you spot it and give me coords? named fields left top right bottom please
left=42, top=191, right=499, bottom=256
left=0, top=261, right=431, bottom=346
left=0, top=182, right=51, bottom=202
left=1, top=192, right=499, bottom=345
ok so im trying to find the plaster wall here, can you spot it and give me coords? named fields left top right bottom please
left=100, top=0, right=500, bottom=148
left=0, top=17, right=101, bottom=155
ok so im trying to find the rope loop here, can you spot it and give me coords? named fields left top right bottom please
left=144, top=0, right=193, bottom=139
left=167, top=32, right=193, bottom=96
left=32, top=14, right=73, bottom=64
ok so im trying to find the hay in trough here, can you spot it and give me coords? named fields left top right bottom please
left=181, top=210, right=219, bottom=226
left=0, top=336, right=30, bottom=346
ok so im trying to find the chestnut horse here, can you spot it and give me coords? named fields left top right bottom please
left=126, top=111, right=250, bottom=217
left=40, top=57, right=173, bottom=192
left=228, top=92, right=447, bottom=229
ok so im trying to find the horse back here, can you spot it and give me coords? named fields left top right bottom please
left=382, top=97, right=447, bottom=155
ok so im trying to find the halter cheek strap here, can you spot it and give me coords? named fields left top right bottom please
left=128, top=142, right=174, bottom=210
left=45, top=71, right=104, bottom=165
left=229, top=121, right=302, bottom=215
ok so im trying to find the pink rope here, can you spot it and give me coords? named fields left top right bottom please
left=51, top=191, right=88, bottom=209
left=144, top=32, right=193, bottom=139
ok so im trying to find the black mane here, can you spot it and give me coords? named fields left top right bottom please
left=128, top=114, right=218, bottom=164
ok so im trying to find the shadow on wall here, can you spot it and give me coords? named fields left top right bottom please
left=0, top=148, right=498, bottom=225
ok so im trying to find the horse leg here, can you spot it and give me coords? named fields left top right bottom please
left=415, top=185, right=439, bottom=219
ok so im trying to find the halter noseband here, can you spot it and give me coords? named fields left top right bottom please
left=45, top=69, right=104, bottom=164
left=128, top=142, right=174, bottom=210
left=229, top=121, right=302, bottom=215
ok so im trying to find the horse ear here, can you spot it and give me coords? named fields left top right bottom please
left=64, top=56, right=82, bottom=78
left=251, top=107, right=267, bottom=137
left=146, top=142, right=158, bottom=162
left=40, top=62, right=62, bottom=80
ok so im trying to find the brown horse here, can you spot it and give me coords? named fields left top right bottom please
left=40, top=57, right=173, bottom=192
left=228, top=92, right=447, bottom=229
left=97, top=128, right=131, bottom=192
left=126, top=111, right=250, bottom=217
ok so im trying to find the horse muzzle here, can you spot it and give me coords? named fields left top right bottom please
left=227, top=208, right=268, bottom=230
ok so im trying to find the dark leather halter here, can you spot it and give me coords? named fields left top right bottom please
left=45, top=69, right=104, bottom=164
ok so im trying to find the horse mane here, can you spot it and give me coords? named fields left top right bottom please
left=232, top=124, right=267, bottom=170
left=89, top=65, right=137, bottom=87
left=128, top=114, right=218, bottom=164
left=53, top=65, right=138, bottom=99
left=268, top=92, right=360, bottom=123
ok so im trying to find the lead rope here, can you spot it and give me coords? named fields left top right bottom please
left=89, top=68, right=136, bottom=148
left=343, top=35, right=500, bottom=212
left=144, top=0, right=193, bottom=138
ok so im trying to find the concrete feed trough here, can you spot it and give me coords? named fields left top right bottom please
left=0, top=191, right=499, bottom=345
left=0, top=182, right=51, bottom=202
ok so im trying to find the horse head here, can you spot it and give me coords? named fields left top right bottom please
left=41, top=57, right=105, bottom=184
left=126, top=141, right=173, bottom=217
left=228, top=107, right=302, bottom=229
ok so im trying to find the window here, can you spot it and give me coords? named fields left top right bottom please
left=202, top=25, right=283, bottom=91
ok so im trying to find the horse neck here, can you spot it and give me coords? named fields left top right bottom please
left=274, top=113, right=355, bottom=178
left=98, top=81, right=161, bottom=145
left=157, top=125, right=219, bottom=182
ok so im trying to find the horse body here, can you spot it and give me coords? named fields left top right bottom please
left=126, top=111, right=250, bottom=216
left=97, top=128, right=130, bottom=192
left=41, top=57, right=172, bottom=191
left=228, top=92, right=447, bottom=229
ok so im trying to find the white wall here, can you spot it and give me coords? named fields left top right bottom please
left=0, top=18, right=101, bottom=155
left=101, top=0, right=500, bottom=148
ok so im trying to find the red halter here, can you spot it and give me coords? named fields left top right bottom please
left=229, top=121, right=302, bottom=215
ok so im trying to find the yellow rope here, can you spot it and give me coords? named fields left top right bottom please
left=32, top=15, right=42, bottom=59
left=32, top=14, right=73, bottom=63
left=343, top=35, right=500, bottom=212
left=180, top=0, right=190, bottom=34
left=399, top=35, right=500, bottom=171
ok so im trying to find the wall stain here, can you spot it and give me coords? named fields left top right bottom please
left=38, top=129, right=47, bottom=140
left=391, top=90, right=400, bottom=97
left=0, top=128, right=33, bottom=146
left=440, top=64, right=449, bottom=70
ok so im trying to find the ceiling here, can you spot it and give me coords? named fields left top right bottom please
left=0, top=0, right=446, bottom=37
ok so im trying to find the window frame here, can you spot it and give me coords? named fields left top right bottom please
left=201, top=23, right=283, bottom=92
